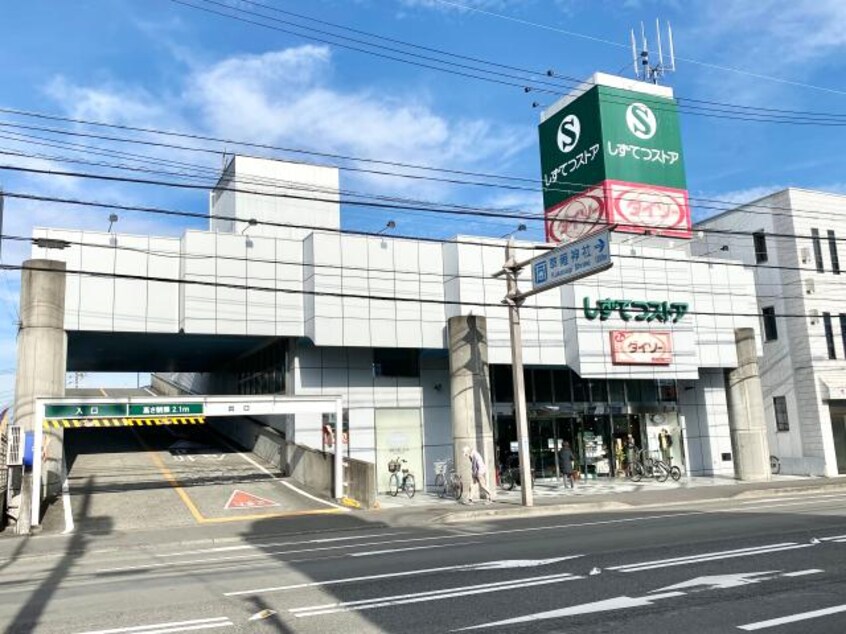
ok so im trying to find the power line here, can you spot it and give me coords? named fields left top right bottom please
left=4, top=155, right=846, bottom=247
left=175, top=0, right=846, bottom=124
left=3, top=108, right=846, bottom=230
left=0, top=260, right=822, bottom=321
left=428, top=0, right=846, bottom=98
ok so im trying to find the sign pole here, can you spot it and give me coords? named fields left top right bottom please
left=505, top=239, right=534, bottom=507
left=334, top=397, right=343, bottom=500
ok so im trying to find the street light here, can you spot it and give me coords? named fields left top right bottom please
left=500, top=223, right=527, bottom=239
left=107, top=214, right=119, bottom=233
left=377, top=220, right=396, bottom=235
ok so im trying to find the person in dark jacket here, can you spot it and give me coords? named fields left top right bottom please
left=559, top=441, right=576, bottom=489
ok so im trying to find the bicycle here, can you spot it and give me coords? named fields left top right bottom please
left=434, top=460, right=463, bottom=500
left=770, top=455, right=781, bottom=475
left=499, top=463, right=535, bottom=491
left=388, top=457, right=416, bottom=498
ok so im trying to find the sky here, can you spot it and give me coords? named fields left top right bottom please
left=1, top=0, right=846, bottom=398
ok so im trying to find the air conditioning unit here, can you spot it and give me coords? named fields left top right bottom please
left=806, top=279, right=815, bottom=295
left=6, top=425, right=23, bottom=467
left=801, top=247, right=811, bottom=264
left=809, top=309, right=820, bottom=325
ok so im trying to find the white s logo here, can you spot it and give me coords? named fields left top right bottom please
left=626, top=102, right=657, bottom=140
left=557, top=114, right=581, bottom=153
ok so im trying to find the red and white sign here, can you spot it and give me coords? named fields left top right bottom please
left=224, top=489, right=279, bottom=510
left=545, top=180, right=692, bottom=244
left=610, top=330, right=673, bottom=365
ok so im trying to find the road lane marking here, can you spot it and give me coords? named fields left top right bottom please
left=608, top=543, right=798, bottom=570
left=782, top=569, right=823, bottom=577
left=453, top=591, right=687, bottom=630
left=610, top=543, right=815, bottom=573
left=349, top=542, right=482, bottom=557
left=161, top=532, right=406, bottom=557
left=96, top=534, right=485, bottom=573
left=291, top=573, right=582, bottom=617
left=224, top=555, right=583, bottom=596
left=740, top=493, right=846, bottom=505
left=73, top=616, right=233, bottom=634
left=738, top=604, right=846, bottom=630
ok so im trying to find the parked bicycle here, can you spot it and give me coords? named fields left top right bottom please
left=628, top=450, right=681, bottom=483
left=388, top=457, right=416, bottom=498
left=770, top=455, right=781, bottom=475
left=434, top=460, right=463, bottom=500
left=499, top=461, right=535, bottom=491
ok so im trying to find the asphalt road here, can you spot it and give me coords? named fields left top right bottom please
left=2, top=487, right=846, bottom=633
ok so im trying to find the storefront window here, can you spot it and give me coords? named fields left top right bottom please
left=589, top=380, right=608, bottom=403
left=533, top=369, right=553, bottom=402
left=572, top=373, right=589, bottom=403
left=552, top=369, right=571, bottom=403
left=609, top=380, right=625, bottom=402
left=491, top=365, right=513, bottom=403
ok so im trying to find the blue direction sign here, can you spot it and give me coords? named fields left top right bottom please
left=531, top=229, right=613, bottom=293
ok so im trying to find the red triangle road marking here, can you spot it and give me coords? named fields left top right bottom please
left=224, top=489, right=280, bottom=510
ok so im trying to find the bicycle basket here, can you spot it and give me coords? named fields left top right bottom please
left=388, top=460, right=400, bottom=473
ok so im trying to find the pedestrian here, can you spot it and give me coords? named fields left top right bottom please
left=463, top=445, right=494, bottom=504
left=558, top=441, right=576, bottom=489
left=625, top=434, right=638, bottom=477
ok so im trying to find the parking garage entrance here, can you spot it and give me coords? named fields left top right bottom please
left=29, top=394, right=345, bottom=532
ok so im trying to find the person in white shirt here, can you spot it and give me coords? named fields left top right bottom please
left=463, top=446, right=494, bottom=504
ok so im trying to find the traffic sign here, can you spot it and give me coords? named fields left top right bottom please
left=530, top=228, right=613, bottom=294
left=45, top=403, right=127, bottom=419
left=129, top=403, right=204, bottom=416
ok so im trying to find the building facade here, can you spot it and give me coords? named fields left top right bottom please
left=695, top=188, right=846, bottom=477
left=32, top=154, right=765, bottom=491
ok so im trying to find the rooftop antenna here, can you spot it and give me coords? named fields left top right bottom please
left=630, top=19, right=676, bottom=84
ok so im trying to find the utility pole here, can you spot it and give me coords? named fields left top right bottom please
left=503, top=239, right=533, bottom=507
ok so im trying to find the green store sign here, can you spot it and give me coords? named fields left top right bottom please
left=539, top=85, right=687, bottom=212
left=583, top=297, right=689, bottom=323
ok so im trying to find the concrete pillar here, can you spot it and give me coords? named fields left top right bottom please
left=725, top=328, right=770, bottom=481
left=448, top=315, right=495, bottom=500
left=12, top=260, right=67, bottom=532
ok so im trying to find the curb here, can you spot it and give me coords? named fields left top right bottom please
left=417, top=479, right=846, bottom=525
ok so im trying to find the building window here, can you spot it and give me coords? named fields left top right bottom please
left=824, top=312, right=836, bottom=359
left=828, top=230, right=841, bottom=275
left=841, top=315, right=846, bottom=358
left=373, top=348, right=420, bottom=378
left=812, top=228, right=825, bottom=272
left=773, top=396, right=789, bottom=432
left=762, top=306, right=778, bottom=342
left=753, top=231, right=768, bottom=263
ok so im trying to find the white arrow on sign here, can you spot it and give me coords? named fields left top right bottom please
left=650, top=571, right=779, bottom=593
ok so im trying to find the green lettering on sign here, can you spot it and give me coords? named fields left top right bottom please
left=45, top=404, right=128, bottom=419
left=128, top=403, right=204, bottom=416
left=583, top=297, right=688, bottom=323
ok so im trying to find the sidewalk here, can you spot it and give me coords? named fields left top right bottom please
left=377, top=474, right=846, bottom=525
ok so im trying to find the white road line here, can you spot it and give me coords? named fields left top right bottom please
left=97, top=534, right=482, bottom=573
left=738, top=604, right=846, bottom=630
left=224, top=555, right=583, bottom=596
left=157, top=532, right=404, bottom=557
left=616, top=544, right=815, bottom=573
left=820, top=534, right=846, bottom=541
left=61, top=468, right=74, bottom=535
left=73, top=617, right=233, bottom=634
left=349, top=542, right=482, bottom=557
left=291, top=574, right=582, bottom=617
left=212, top=433, right=346, bottom=510
left=781, top=569, right=823, bottom=577
left=740, top=493, right=846, bottom=505
left=608, top=543, right=799, bottom=571
left=736, top=498, right=846, bottom=511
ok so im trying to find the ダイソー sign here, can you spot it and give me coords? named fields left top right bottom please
left=530, top=229, right=612, bottom=294
left=539, top=83, right=691, bottom=243
left=610, top=330, right=673, bottom=365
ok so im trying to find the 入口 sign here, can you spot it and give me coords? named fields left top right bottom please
left=610, top=330, right=673, bottom=365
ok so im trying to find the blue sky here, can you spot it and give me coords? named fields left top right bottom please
left=1, top=0, right=846, bottom=395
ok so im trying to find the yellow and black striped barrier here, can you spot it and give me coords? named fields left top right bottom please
left=43, top=416, right=206, bottom=430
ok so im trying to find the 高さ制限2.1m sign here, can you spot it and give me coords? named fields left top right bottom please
left=530, top=228, right=612, bottom=295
